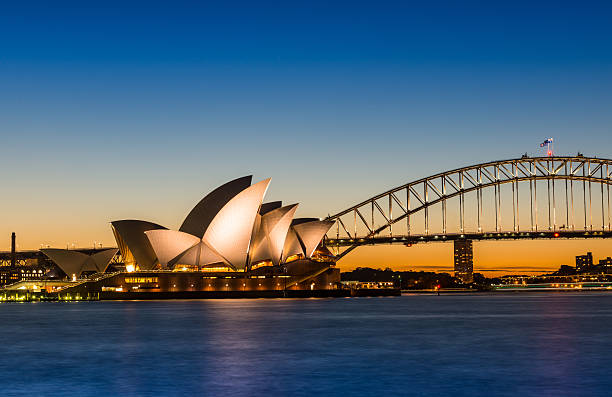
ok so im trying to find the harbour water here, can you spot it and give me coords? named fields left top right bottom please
left=1, top=293, right=612, bottom=396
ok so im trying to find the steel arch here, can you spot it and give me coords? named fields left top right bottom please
left=325, top=156, right=612, bottom=258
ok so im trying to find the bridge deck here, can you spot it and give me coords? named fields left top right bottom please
left=325, top=230, right=612, bottom=247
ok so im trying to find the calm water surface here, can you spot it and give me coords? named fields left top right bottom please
left=1, top=293, right=612, bottom=396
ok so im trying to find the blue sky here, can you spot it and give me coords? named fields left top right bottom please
left=1, top=1, right=611, bottom=271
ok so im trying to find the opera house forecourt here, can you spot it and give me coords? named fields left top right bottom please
left=21, top=176, right=396, bottom=300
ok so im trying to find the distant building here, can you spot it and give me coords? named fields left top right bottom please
left=598, top=257, right=612, bottom=271
left=598, top=257, right=612, bottom=266
left=0, top=267, right=45, bottom=286
left=341, top=281, right=395, bottom=289
left=454, top=239, right=473, bottom=283
left=576, top=252, right=593, bottom=270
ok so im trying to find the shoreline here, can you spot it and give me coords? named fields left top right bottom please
left=0, top=288, right=402, bottom=302
left=404, top=288, right=612, bottom=294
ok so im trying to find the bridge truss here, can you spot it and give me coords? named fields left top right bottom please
left=324, top=156, right=612, bottom=258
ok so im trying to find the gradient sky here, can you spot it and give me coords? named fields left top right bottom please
left=1, top=1, right=611, bottom=274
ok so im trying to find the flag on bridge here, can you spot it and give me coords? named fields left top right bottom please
left=540, top=138, right=553, bottom=147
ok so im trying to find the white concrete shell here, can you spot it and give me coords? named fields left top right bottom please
left=202, top=178, right=271, bottom=270
left=41, top=249, right=89, bottom=277
left=249, top=213, right=268, bottom=263
left=281, top=218, right=317, bottom=261
left=111, top=220, right=167, bottom=270
left=281, top=228, right=304, bottom=262
left=145, top=230, right=200, bottom=267
left=251, top=204, right=298, bottom=266
left=41, top=248, right=118, bottom=278
left=171, top=241, right=226, bottom=267
left=179, top=175, right=252, bottom=238
left=112, top=176, right=333, bottom=270
left=91, top=248, right=120, bottom=273
left=292, top=220, right=335, bottom=258
left=259, top=201, right=282, bottom=215
left=46, top=250, right=81, bottom=274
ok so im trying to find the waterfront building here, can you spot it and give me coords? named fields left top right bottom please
left=83, top=176, right=339, bottom=296
left=1, top=176, right=341, bottom=296
left=598, top=257, right=612, bottom=268
left=454, top=239, right=474, bottom=283
left=341, top=280, right=395, bottom=289
left=40, top=248, right=118, bottom=279
left=0, top=266, right=45, bottom=286
left=111, top=176, right=335, bottom=273
left=576, top=252, right=593, bottom=270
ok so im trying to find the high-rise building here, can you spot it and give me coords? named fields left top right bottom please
left=576, top=252, right=593, bottom=270
left=454, top=239, right=473, bottom=283
left=10, top=232, right=16, bottom=267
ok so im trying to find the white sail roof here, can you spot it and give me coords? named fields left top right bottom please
left=250, top=204, right=298, bottom=266
left=91, top=249, right=119, bottom=273
left=112, top=176, right=333, bottom=270
left=111, top=220, right=167, bottom=270
left=292, top=220, right=335, bottom=258
left=145, top=230, right=199, bottom=267
left=179, top=176, right=252, bottom=238
left=171, top=241, right=227, bottom=267
left=259, top=201, right=282, bottom=215
left=202, top=178, right=270, bottom=269
left=282, top=228, right=304, bottom=262
left=249, top=212, right=269, bottom=263
left=41, top=248, right=118, bottom=278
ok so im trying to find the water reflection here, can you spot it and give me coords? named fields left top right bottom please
left=1, top=294, right=612, bottom=396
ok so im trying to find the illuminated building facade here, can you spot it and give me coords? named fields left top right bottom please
left=454, top=239, right=474, bottom=283
left=59, top=258, right=340, bottom=298
left=0, top=267, right=45, bottom=286
left=0, top=177, right=340, bottom=296
left=101, top=176, right=340, bottom=294
left=576, top=252, right=593, bottom=270
left=111, top=176, right=335, bottom=273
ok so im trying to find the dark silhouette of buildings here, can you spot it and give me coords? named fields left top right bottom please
left=574, top=252, right=612, bottom=274
left=10, top=232, right=16, bottom=267
left=576, top=252, right=593, bottom=270
left=598, top=257, right=612, bottom=267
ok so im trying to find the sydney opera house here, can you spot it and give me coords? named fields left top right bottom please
left=38, top=176, right=341, bottom=298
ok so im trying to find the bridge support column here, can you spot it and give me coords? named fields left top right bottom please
left=454, top=239, right=473, bottom=283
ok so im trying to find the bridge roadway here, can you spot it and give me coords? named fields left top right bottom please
left=324, top=229, right=612, bottom=247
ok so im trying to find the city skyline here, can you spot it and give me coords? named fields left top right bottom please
left=1, top=1, right=611, bottom=274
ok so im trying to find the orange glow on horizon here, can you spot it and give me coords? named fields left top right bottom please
left=336, top=239, right=612, bottom=277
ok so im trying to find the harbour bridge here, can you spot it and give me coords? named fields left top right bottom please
left=323, top=155, right=612, bottom=260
